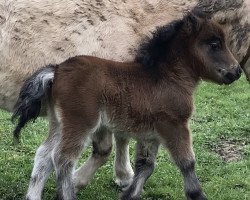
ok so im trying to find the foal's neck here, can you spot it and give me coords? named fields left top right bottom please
left=160, top=60, right=200, bottom=95
left=136, top=42, right=200, bottom=96
left=111, top=60, right=199, bottom=98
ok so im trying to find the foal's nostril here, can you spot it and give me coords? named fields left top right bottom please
left=232, top=65, right=242, bottom=80
left=223, top=66, right=241, bottom=84
left=225, top=72, right=235, bottom=81
left=236, top=66, right=242, bottom=77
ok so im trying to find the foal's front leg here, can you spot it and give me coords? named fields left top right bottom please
left=157, top=122, right=207, bottom=200
left=121, top=139, right=159, bottom=200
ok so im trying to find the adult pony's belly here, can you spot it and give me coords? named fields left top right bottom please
left=0, top=0, right=249, bottom=111
left=0, top=0, right=138, bottom=111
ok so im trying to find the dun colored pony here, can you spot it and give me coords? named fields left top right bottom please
left=13, top=12, right=241, bottom=200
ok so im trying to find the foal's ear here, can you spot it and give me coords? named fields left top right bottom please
left=182, top=12, right=202, bottom=35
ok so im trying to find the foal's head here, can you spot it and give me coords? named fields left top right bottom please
left=183, top=12, right=241, bottom=84
left=136, top=11, right=241, bottom=84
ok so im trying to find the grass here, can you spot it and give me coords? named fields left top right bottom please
left=0, top=77, right=249, bottom=200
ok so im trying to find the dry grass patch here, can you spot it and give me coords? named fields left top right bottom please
left=207, top=137, right=248, bottom=162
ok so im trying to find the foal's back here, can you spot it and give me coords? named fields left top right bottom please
left=53, top=55, right=143, bottom=100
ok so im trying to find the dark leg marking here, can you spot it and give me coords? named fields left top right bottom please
left=121, top=139, right=159, bottom=200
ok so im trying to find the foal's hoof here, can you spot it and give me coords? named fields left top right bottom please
left=120, top=193, right=140, bottom=200
left=115, top=177, right=133, bottom=189
left=186, top=190, right=208, bottom=200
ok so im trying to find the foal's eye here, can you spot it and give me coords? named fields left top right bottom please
left=208, top=40, right=221, bottom=50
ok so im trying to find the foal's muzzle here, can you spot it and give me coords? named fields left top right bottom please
left=220, top=65, right=242, bottom=84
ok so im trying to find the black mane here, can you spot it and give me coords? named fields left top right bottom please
left=135, top=10, right=208, bottom=70
left=135, top=19, right=184, bottom=69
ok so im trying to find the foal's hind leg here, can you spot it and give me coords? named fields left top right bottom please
left=121, top=139, right=159, bottom=200
left=26, top=115, right=60, bottom=200
left=114, top=135, right=134, bottom=188
left=157, top=122, right=207, bottom=200
left=52, top=115, right=98, bottom=200
left=73, top=126, right=112, bottom=192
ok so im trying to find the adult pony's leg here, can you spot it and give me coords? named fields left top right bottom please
left=73, top=126, right=112, bottom=192
left=157, top=122, right=207, bottom=200
left=121, top=139, right=159, bottom=200
left=114, top=135, right=134, bottom=188
left=26, top=113, right=60, bottom=200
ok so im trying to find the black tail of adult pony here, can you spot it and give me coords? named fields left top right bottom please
left=12, top=65, right=55, bottom=142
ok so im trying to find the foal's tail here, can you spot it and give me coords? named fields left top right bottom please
left=11, top=65, right=55, bottom=141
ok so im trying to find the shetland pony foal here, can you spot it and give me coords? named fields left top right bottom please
left=13, top=12, right=241, bottom=200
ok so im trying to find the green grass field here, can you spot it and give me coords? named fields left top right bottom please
left=0, top=77, right=249, bottom=200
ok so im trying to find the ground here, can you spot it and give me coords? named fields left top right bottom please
left=0, top=77, right=249, bottom=200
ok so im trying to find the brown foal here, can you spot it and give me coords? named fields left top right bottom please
left=13, top=11, right=241, bottom=200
